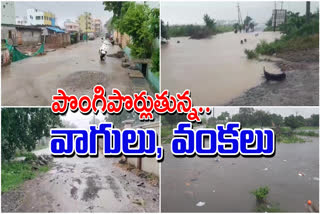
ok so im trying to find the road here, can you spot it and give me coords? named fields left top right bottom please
left=2, top=39, right=152, bottom=106
left=2, top=148, right=159, bottom=212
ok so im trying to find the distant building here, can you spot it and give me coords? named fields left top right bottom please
left=64, top=19, right=79, bottom=33
left=77, top=12, right=94, bottom=33
left=27, top=8, right=55, bottom=26
left=16, top=16, right=28, bottom=25
left=93, top=19, right=102, bottom=35
left=1, top=2, right=16, bottom=25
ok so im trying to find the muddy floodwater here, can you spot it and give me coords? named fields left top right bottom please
left=162, top=31, right=281, bottom=105
left=161, top=137, right=319, bottom=212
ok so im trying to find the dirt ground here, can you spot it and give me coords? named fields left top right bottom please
left=2, top=39, right=153, bottom=106
left=227, top=48, right=319, bottom=106
left=1, top=149, right=159, bottom=212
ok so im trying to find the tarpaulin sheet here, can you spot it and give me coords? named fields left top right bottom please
left=5, top=40, right=44, bottom=62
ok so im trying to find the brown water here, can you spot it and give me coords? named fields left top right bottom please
left=161, top=32, right=282, bottom=105
left=161, top=137, right=319, bottom=212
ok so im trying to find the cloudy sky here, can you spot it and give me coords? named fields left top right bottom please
left=162, top=1, right=319, bottom=25
left=15, top=1, right=113, bottom=27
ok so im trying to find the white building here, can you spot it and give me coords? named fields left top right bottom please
left=1, top=2, right=16, bottom=25
left=16, top=16, right=28, bottom=25
left=64, top=19, right=79, bottom=32
left=27, top=8, right=55, bottom=26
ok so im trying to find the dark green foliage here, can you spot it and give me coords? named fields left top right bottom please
left=284, top=115, right=305, bottom=130
left=151, top=48, right=159, bottom=73
left=244, top=49, right=258, bottom=59
left=24, top=153, right=37, bottom=163
left=1, top=108, right=62, bottom=161
left=161, top=20, right=169, bottom=40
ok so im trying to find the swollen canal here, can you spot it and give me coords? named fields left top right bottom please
left=161, top=31, right=281, bottom=105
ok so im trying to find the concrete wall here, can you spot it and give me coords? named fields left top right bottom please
left=1, top=2, right=15, bottom=25
left=1, top=48, right=11, bottom=66
left=1, top=26, right=17, bottom=43
left=45, top=33, right=71, bottom=48
left=126, top=122, right=160, bottom=176
left=17, top=29, right=42, bottom=45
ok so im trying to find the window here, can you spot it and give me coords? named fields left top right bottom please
left=30, top=15, right=33, bottom=19
left=36, top=16, right=40, bottom=20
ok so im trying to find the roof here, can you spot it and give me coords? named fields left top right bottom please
left=47, top=26, right=65, bottom=33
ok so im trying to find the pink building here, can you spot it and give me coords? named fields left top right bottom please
left=64, top=19, right=79, bottom=33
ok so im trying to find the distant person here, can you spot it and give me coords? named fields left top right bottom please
left=244, top=38, right=247, bottom=42
left=240, top=40, right=243, bottom=44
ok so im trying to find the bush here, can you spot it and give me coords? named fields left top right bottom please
left=24, top=153, right=37, bottom=163
left=244, top=49, right=258, bottom=59
left=251, top=186, right=269, bottom=202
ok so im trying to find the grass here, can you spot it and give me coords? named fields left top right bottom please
left=296, top=126, right=319, bottom=131
left=245, top=34, right=319, bottom=58
left=244, top=49, right=258, bottom=59
left=1, top=161, right=50, bottom=193
left=295, top=131, right=319, bottom=137
left=277, top=134, right=306, bottom=144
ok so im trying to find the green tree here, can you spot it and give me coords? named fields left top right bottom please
left=1, top=108, right=62, bottom=161
left=217, top=112, right=230, bottom=121
left=161, top=20, right=169, bottom=40
left=203, top=14, right=216, bottom=31
left=284, top=115, right=304, bottom=130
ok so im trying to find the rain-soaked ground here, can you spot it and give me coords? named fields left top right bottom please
left=161, top=137, right=319, bottom=212
left=2, top=148, right=159, bottom=212
left=2, top=39, right=152, bottom=106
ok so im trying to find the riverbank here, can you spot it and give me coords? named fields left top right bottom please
left=227, top=48, right=319, bottom=106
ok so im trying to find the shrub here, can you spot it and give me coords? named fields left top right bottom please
left=251, top=186, right=269, bottom=202
left=24, top=153, right=37, bottom=163
left=244, top=49, right=258, bottom=59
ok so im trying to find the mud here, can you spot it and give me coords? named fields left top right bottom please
left=2, top=40, right=152, bottom=106
left=228, top=49, right=319, bottom=106
left=2, top=148, right=159, bottom=212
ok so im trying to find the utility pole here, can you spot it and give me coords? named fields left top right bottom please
left=273, top=1, right=277, bottom=32
left=306, top=1, right=311, bottom=22
left=85, top=12, right=88, bottom=42
left=237, top=3, right=243, bottom=32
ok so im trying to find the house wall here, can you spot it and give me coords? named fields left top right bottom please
left=1, top=2, right=15, bottom=25
left=17, top=29, right=42, bottom=45
left=113, top=31, right=130, bottom=49
left=1, top=26, right=17, bottom=43
left=45, top=33, right=70, bottom=48
left=126, top=122, right=160, bottom=176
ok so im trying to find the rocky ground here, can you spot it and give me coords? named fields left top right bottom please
left=227, top=48, right=319, bottom=106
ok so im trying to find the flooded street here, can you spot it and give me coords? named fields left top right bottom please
left=7, top=148, right=159, bottom=212
left=161, top=138, right=319, bottom=212
left=2, top=39, right=151, bottom=106
left=162, top=31, right=281, bottom=105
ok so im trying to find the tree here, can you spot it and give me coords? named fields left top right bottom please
left=1, top=108, right=62, bottom=161
left=284, top=115, right=304, bottom=130
left=161, top=20, right=169, bottom=40
left=203, top=14, right=216, bottom=31
left=252, top=110, right=271, bottom=127
left=105, top=111, right=139, bottom=129
left=217, top=112, right=230, bottom=121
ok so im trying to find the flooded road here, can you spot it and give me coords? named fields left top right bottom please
left=12, top=148, right=159, bottom=212
left=161, top=31, right=281, bottom=105
left=2, top=39, right=151, bottom=106
left=161, top=138, right=319, bottom=212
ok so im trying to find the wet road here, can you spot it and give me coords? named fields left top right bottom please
left=161, top=31, right=281, bottom=105
left=161, top=137, right=319, bottom=212
left=15, top=149, right=159, bottom=212
left=2, top=39, right=151, bottom=106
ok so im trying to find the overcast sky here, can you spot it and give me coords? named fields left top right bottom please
left=162, top=1, right=319, bottom=25
left=15, top=1, right=113, bottom=27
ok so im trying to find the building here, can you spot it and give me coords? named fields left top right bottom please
left=93, top=19, right=102, bottom=35
left=16, top=16, right=28, bottom=25
left=27, top=8, right=55, bottom=26
left=77, top=12, right=94, bottom=33
left=1, top=2, right=16, bottom=25
left=64, top=19, right=79, bottom=33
